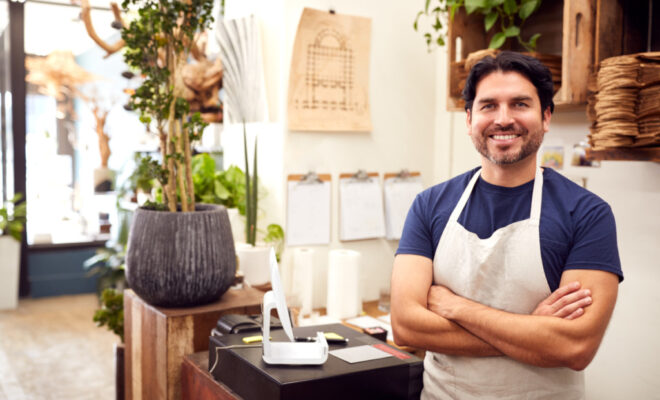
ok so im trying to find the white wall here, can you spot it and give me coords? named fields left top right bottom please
left=222, top=2, right=660, bottom=396
left=443, top=107, right=660, bottom=399
left=222, top=0, right=437, bottom=306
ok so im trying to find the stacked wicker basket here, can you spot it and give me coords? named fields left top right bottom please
left=587, top=52, right=660, bottom=150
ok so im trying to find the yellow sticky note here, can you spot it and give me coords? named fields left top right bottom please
left=242, top=335, right=264, bottom=344
left=324, top=332, right=344, bottom=341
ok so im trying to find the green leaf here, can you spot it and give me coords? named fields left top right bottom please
left=519, top=0, right=538, bottom=20
left=433, top=17, right=443, bottom=31
left=504, top=25, right=520, bottom=37
left=192, top=153, right=215, bottom=181
left=450, top=3, right=460, bottom=20
left=528, top=32, right=541, bottom=50
left=489, top=32, right=506, bottom=49
left=465, top=0, right=488, bottom=14
left=413, top=11, right=424, bottom=31
left=485, top=12, right=498, bottom=31
left=491, top=0, right=505, bottom=5
left=424, top=33, right=432, bottom=47
left=437, top=36, right=445, bottom=46
left=424, top=0, right=431, bottom=13
left=503, top=0, right=516, bottom=15
left=214, top=179, right=231, bottom=200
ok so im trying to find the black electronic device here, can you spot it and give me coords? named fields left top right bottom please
left=216, top=314, right=283, bottom=334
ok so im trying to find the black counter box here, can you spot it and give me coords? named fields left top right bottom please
left=208, top=323, right=423, bottom=400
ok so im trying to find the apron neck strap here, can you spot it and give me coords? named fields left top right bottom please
left=448, top=169, right=482, bottom=223
left=448, top=167, right=544, bottom=223
left=529, top=167, right=543, bottom=224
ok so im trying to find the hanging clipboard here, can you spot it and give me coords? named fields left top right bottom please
left=383, top=170, right=423, bottom=240
left=286, top=172, right=332, bottom=246
left=339, top=170, right=386, bottom=241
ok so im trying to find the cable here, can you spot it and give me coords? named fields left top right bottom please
left=209, top=344, right=262, bottom=374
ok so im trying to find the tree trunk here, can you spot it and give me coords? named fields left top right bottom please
left=183, top=124, right=195, bottom=211
left=175, top=119, right=189, bottom=212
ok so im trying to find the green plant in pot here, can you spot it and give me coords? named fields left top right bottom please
left=94, top=288, right=125, bottom=400
left=0, top=194, right=26, bottom=310
left=120, top=0, right=236, bottom=307
left=217, top=16, right=284, bottom=286
left=414, top=0, right=543, bottom=51
left=191, top=153, right=285, bottom=263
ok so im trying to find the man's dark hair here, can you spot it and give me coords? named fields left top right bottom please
left=462, top=51, right=555, bottom=114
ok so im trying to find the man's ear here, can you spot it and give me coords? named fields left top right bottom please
left=466, top=109, right=472, bottom=135
left=542, top=107, right=551, bottom=133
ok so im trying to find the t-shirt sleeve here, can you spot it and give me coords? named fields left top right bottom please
left=396, top=193, right=435, bottom=259
left=564, top=201, right=623, bottom=281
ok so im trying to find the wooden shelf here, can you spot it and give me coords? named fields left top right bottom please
left=586, top=147, right=660, bottom=162
left=446, top=0, right=594, bottom=111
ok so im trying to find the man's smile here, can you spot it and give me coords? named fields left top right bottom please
left=490, top=134, right=520, bottom=142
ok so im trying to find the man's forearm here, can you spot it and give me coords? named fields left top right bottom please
left=437, top=294, right=584, bottom=368
left=391, top=301, right=502, bottom=357
left=430, top=270, right=619, bottom=370
left=391, top=254, right=503, bottom=357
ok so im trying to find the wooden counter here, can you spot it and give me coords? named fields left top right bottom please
left=124, top=288, right=263, bottom=400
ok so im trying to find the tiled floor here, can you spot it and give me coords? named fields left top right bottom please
left=0, top=294, right=118, bottom=400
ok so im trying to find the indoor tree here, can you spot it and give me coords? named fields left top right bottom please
left=121, top=0, right=214, bottom=212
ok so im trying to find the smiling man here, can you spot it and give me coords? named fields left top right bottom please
left=391, top=52, right=623, bottom=399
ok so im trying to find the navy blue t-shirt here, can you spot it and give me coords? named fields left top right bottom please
left=396, top=167, right=623, bottom=291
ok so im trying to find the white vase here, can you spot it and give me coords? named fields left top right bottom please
left=0, top=236, right=21, bottom=310
left=226, top=207, right=245, bottom=245
left=235, top=243, right=272, bottom=286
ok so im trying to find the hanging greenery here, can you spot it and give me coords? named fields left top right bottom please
left=414, top=0, right=543, bottom=52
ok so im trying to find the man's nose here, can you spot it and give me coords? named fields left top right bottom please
left=494, top=105, right=514, bottom=126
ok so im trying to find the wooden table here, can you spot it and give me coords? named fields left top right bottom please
left=181, top=352, right=242, bottom=400
left=124, top=287, right=263, bottom=400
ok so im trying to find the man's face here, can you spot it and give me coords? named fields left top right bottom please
left=466, top=70, right=551, bottom=166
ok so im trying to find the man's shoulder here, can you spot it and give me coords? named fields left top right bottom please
left=542, top=168, right=612, bottom=216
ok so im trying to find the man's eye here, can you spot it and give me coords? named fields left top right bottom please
left=481, top=104, right=494, bottom=110
left=515, top=102, right=528, bottom=108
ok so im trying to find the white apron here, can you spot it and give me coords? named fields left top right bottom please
left=422, top=167, right=584, bottom=400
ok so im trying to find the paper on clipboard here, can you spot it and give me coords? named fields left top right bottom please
left=339, top=174, right=386, bottom=241
left=286, top=178, right=331, bottom=246
left=384, top=175, right=423, bottom=240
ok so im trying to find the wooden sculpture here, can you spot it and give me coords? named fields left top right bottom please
left=79, top=0, right=223, bottom=123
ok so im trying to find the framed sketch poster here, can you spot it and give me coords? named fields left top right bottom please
left=287, top=8, right=372, bottom=132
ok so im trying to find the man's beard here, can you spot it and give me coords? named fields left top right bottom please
left=473, top=125, right=544, bottom=165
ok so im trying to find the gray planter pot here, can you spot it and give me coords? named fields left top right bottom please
left=126, top=204, right=236, bottom=307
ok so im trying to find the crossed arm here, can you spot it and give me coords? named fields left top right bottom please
left=390, top=254, right=618, bottom=370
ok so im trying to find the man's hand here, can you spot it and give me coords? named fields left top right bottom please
left=532, top=281, right=592, bottom=320
left=425, top=270, right=619, bottom=370
left=429, top=281, right=593, bottom=320
left=427, top=285, right=460, bottom=319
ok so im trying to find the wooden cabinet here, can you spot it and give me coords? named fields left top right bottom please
left=446, top=0, right=595, bottom=111
left=124, top=288, right=263, bottom=400
left=447, top=0, right=660, bottom=160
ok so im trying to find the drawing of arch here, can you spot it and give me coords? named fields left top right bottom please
left=303, top=28, right=354, bottom=111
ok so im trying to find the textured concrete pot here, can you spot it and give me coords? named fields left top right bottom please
left=126, top=204, right=236, bottom=307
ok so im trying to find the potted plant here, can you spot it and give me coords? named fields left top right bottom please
left=120, top=0, right=236, bottom=307
left=414, top=0, right=543, bottom=51
left=217, top=16, right=277, bottom=287
left=415, top=0, right=561, bottom=106
left=93, top=288, right=125, bottom=400
left=0, top=194, right=26, bottom=310
left=191, top=153, right=285, bottom=271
